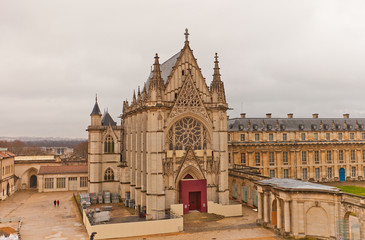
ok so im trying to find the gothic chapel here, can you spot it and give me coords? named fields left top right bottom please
left=88, top=29, right=229, bottom=220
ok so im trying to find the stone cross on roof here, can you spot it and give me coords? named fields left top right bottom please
left=184, top=28, right=189, bottom=42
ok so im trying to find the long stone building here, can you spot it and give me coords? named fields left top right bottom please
left=228, top=113, right=365, bottom=182
left=88, top=30, right=230, bottom=220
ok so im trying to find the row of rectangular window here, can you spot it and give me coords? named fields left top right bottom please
left=44, top=177, right=88, bottom=189
left=268, top=166, right=361, bottom=179
left=234, top=132, right=365, bottom=142
left=240, top=150, right=365, bottom=165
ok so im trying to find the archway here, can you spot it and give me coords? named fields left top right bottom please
left=179, top=171, right=207, bottom=214
left=339, top=168, right=346, bottom=182
left=30, top=175, right=37, bottom=188
left=271, top=199, right=277, bottom=226
left=344, top=212, right=360, bottom=240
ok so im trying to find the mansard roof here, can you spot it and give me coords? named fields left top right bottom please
left=102, top=112, right=117, bottom=126
left=228, top=117, right=365, bottom=132
left=145, top=51, right=181, bottom=90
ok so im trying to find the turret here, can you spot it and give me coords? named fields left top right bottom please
left=90, top=95, right=102, bottom=126
left=210, top=53, right=226, bottom=104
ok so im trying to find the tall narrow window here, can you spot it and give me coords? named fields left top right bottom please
left=255, top=153, right=260, bottom=166
left=104, top=135, right=115, bottom=153
left=302, top=168, right=307, bottom=180
left=255, top=134, right=260, bottom=141
left=328, top=167, right=332, bottom=178
left=283, top=133, right=287, bottom=141
left=228, top=153, right=231, bottom=163
left=315, top=168, right=320, bottom=180
left=284, top=169, right=289, bottom=178
left=339, top=150, right=344, bottom=163
left=314, top=133, right=318, bottom=140
left=241, top=153, right=246, bottom=165
left=363, top=150, right=365, bottom=162
left=351, top=150, right=356, bottom=162
left=326, top=133, right=330, bottom=140
left=302, top=151, right=307, bottom=165
left=314, top=151, right=320, bottom=164
left=301, top=133, right=306, bottom=141
left=269, top=133, right=273, bottom=141
left=352, top=167, right=356, bottom=177
left=327, top=151, right=332, bottom=163
left=270, top=170, right=275, bottom=178
left=350, top=133, right=354, bottom=140
left=362, top=133, right=365, bottom=140
left=283, top=152, right=288, bottom=165
left=104, top=168, right=114, bottom=181
left=240, top=134, right=245, bottom=141
left=269, top=152, right=275, bottom=166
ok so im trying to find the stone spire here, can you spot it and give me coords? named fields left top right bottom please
left=90, top=94, right=101, bottom=116
left=148, top=53, right=165, bottom=101
left=142, top=83, right=147, bottom=101
left=137, top=86, right=141, bottom=102
left=210, top=53, right=226, bottom=103
left=132, top=90, right=137, bottom=105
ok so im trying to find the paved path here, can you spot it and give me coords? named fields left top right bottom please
left=0, top=190, right=88, bottom=240
left=114, top=206, right=279, bottom=240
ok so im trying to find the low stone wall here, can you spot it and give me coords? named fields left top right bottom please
left=207, top=201, right=242, bottom=217
left=170, top=204, right=183, bottom=217
left=82, top=210, right=183, bottom=239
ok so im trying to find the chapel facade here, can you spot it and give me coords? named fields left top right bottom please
left=88, top=30, right=230, bottom=220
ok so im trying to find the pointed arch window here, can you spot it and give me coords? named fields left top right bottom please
left=104, top=168, right=114, bottom=181
left=104, top=135, right=115, bottom=153
left=168, top=117, right=209, bottom=150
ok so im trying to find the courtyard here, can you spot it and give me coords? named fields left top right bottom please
left=0, top=190, right=278, bottom=240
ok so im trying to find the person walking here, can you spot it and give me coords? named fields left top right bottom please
left=57, top=200, right=59, bottom=207
left=54, top=200, right=56, bottom=207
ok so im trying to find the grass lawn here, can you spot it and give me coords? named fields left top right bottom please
left=337, top=186, right=365, bottom=196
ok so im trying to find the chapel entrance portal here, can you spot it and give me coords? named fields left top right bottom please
left=180, top=178, right=207, bottom=214
left=30, top=175, right=37, bottom=188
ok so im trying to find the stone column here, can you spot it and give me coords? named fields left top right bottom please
left=277, top=198, right=282, bottom=229
left=257, top=192, right=263, bottom=221
left=360, top=217, right=365, bottom=240
left=264, top=192, right=269, bottom=223
left=284, top=200, right=291, bottom=233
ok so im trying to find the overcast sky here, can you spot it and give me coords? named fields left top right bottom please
left=1, top=0, right=365, bottom=138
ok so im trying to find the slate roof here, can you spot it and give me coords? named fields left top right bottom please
left=145, top=51, right=181, bottom=90
left=258, top=178, right=340, bottom=193
left=228, top=118, right=365, bottom=132
left=102, top=112, right=117, bottom=126
left=90, top=102, right=101, bottom=115
left=38, top=165, right=88, bottom=175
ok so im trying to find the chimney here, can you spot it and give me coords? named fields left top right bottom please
left=312, top=113, right=319, bottom=119
left=287, top=113, right=293, bottom=119
left=343, top=114, right=349, bottom=119
left=240, top=113, right=246, bottom=118
left=266, top=113, right=272, bottom=118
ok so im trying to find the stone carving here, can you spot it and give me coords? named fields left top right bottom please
left=169, top=74, right=210, bottom=120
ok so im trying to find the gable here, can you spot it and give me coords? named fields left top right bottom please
left=169, top=73, right=210, bottom=121
left=164, top=45, right=211, bottom=102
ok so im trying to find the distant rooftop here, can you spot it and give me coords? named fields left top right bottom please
left=38, top=165, right=88, bottom=175
left=258, top=178, right=340, bottom=193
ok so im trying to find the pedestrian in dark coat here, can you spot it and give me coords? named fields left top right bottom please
left=54, top=200, right=56, bottom=207
left=57, top=200, right=59, bottom=207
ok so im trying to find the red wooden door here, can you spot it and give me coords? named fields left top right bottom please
left=189, top=192, right=199, bottom=210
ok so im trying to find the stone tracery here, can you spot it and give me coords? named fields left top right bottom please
left=168, top=117, right=209, bottom=150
